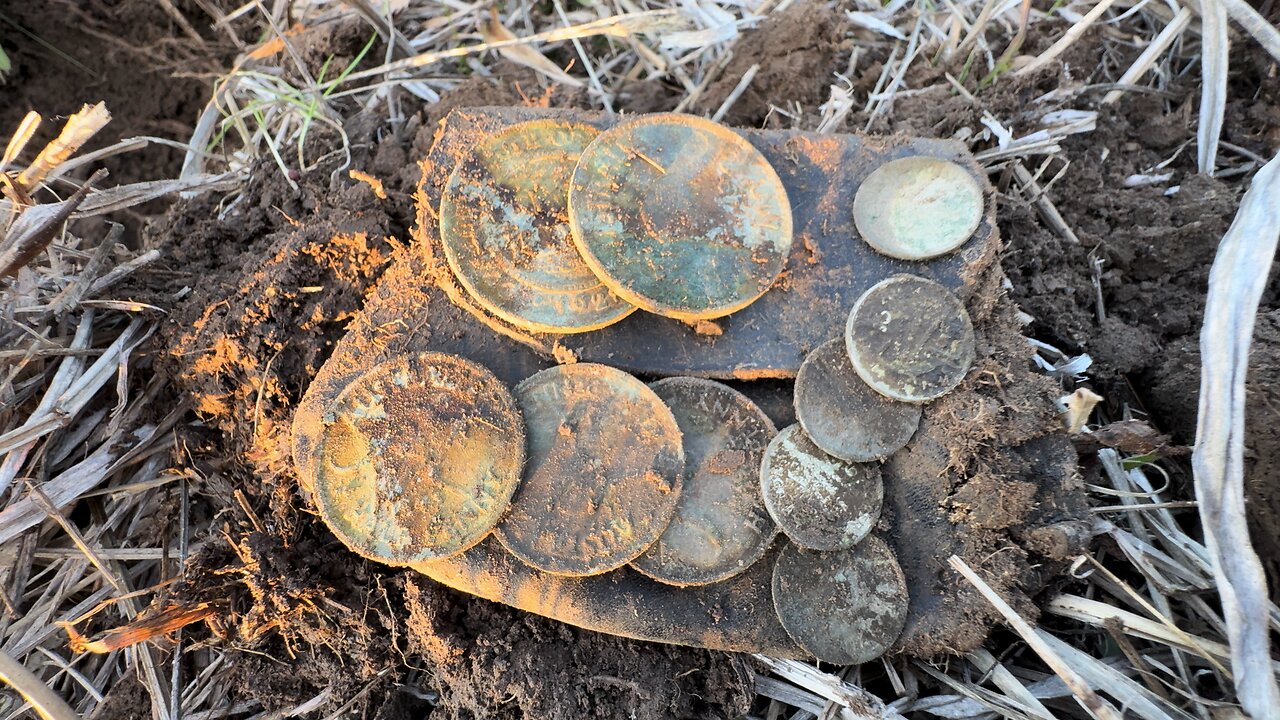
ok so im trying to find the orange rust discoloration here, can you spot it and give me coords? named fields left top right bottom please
left=63, top=602, right=219, bottom=654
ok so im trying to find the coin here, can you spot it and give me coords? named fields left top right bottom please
left=312, top=352, right=525, bottom=565
left=771, top=536, right=909, bottom=665
left=439, top=119, right=635, bottom=334
left=759, top=424, right=883, bottom=551
left=494, top=363, right=685, bottom=576
left=568, top=113, right=793, bottom=320
left=794, top=338, right=921, bottom=462
left=845, top=275, right=976, bottom=403
left=852, top=156, right=984, bottom=261
left=631, top=378, right=778, bottom=586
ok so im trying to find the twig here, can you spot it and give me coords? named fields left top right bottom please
left=1015, top=0, right=1123, bottom=76
left=711, top=63, right=758, bottom=122
left=1197, top=0, right=1228, bottom=175
left=0, top=646, right=80, bottom=720
left=1101, top=7, right=1192, bottom=106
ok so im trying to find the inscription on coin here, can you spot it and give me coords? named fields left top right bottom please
left=795, top=339, right=921, bottom=462
left=845, top=275, right=976, bottom=403
left=632, top=378, right=778, bottom=586
left=568, top=113, right=793, bottom=320
left=313, top=352, right=525, bottom=565
left=760, top=424, right=883, bottom=551
left=440, top=119, right=634, bottom=333
left=852, top=155, right=984, bottom=261
left=495, top=363, right=685, bottom=576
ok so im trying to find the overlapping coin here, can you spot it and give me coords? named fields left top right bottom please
left=794, top=339, right=921, bottom=462
left=772, top=536, right=909, bottom=664
left=852, top=156, right=984, bottom=261
left=632, top=378, right=778, bottom=586
left=495, top=363, right=685, bottom=576
left=568, top=113, right=793, bottom=320
left=845, top=275, right=976, bottom=403
left=760, top=424, right=883, bottom=551
left=312, top=352, right=525, bottom=565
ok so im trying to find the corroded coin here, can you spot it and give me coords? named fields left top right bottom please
left=568, top=113, right=793, bottom=320
left=760, top=424, right=883, bottom=551
left=632, top=378, right=778, bottom=586
left=845, top=275, right=976, bottom=403
left=852, top=156, right=984, bottom=261
left=772, top=536, right=909, bottom=665
left=494, top=363, right=685, bottom=576
left=794, top=338, right=921, bottom=462
left=440, top=119, right=635, bottom=334
left=312, top=352, right=525, bottom=565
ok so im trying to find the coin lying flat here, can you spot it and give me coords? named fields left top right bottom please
left=852, top=156, right=984, bottom=261
left=845, top=275, right=976, bottom=403
left=495, top=363, right=685, bottom=576
left=794, top=339, right=921, bottom=462
left=632, top=378, right=778, bottom=586
left=568, top=113, right=793, bottom=320
left=439, top=119, right=634, bottom=334
left=772, top=536, right=909, bottom=665
left=313, top=352, right=525, bottom=565
left=760, top=424, right=883, bottom=551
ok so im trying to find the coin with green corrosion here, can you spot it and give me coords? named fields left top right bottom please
left=852, top=155, right=984, bottom=261
left=568, top=113, right=793, bottom=320
left=845, top=275, right=975, bottom=403
left=312, top=352, right=525, bottom=565
left=760, top=424, right=883, bottom=551
left=795, top=338, right=921, bottom=462
left=440, top=119, right=635, bottom=334
left=495, top=363, right=685, bottom=577
left=772, top=536, right=909, bottom=665
left=632, top=378, right=778, bottom=587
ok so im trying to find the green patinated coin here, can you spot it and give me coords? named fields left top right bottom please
left=632, top=378, right=778, bottom=587
left=760, top=424, right=883, bottom=551
left=313, top=352, right=525, bottom=565
left=772, top=536, right=909, bottom=665
left=495, top=363, right=685, bottom=577
left=853, top=156, right=984, bottom=261
left=795, top=339, right=921, bottom=462
left=568, top=113, right=793, bottom=320
left=440, top=119, right=634, bottom=334
left=845, top=275, right=976, bottom=403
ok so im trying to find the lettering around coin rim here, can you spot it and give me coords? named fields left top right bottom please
left=852, top=155, right=984, bottom=261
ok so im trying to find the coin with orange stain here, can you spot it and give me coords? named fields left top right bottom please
left=568, top=113, right=793, bottom=320
left=313, top=352, right=525, bottom=565
left=495, top=363, right=685, bottom=576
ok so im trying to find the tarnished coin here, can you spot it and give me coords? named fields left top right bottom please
left=440, top=119, right=635, bottom=334
left=568, top=113, right=793, bottom=320
left=312, top=352, right=525, bottom=565
left=760, top=424, right=883, bottom=551
left=772, top=536, right=909, bottom=665
left=852, top=156, right=984, bottom=261
left=795, top=339, right=921, bottom=462
left=632, top=378, right=778, bottom=586
left=845, top=275, right=976, bottom=403
left=495, top=363, right=685, bottom=576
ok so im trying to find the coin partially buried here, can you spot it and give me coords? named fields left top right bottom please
left=845, top=275, right=976, bottom=403
left=439, top=119, right=634, bottom=334
left=495, top=363, right=685, bottom=576
left=795, top=339, right=921, bottom=462
left=568, top=113, right=793, bottom=320
left=632, top=378, right=778, bottom=586
left=313, top=352, right=525, bottom=565
left=852, top=156, right=984, bottom=261
left=772, top=536, right=909, bottom=665
left=760, top=424, right=883, bottom=551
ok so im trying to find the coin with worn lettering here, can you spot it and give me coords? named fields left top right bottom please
left=845, top=275, right=976, bottom=403
left=568, top=113, right=793, bottom=320
left=631, top=378, right=778, bottom=586
left=760, top=424, right=883, bottom=551
left=852, top=156, right=984, bottom=261
left=772, top=536, right=909, bottom=665
left=795, top=339, right=921, bottom=462
left=439, top=119, right=635, bottom=334
left=312, top=352, right=525, bottom=565
left=495, top=363, right=685, bottom=576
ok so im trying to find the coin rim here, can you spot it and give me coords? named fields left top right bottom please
left=852, top=155, right=985, bottom=261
